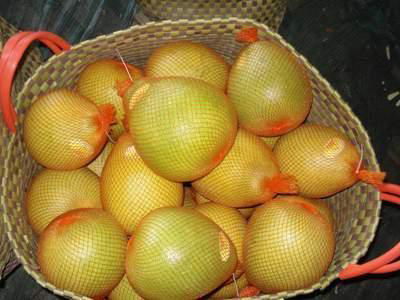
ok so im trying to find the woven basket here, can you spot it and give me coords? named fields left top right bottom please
left=136, top=0, right=287, bottom=32
left=0, top=16, right=42, bottom=280
left=0, top=18, right=382, bottom=299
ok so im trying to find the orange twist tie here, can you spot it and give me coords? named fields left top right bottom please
left=357, top=170, right=386, bottom=187
left=266, top=173, right=299, bottom=194
left=235, top=27, right=259, bottom=43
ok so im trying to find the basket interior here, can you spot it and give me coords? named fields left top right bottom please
left=1, top=18, right=381, bottom=299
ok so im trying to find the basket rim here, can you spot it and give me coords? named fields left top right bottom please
left=1, top=17, right=382, bottom=300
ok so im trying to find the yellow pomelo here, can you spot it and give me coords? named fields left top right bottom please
left=195, top=203, right=246, bottom=277
left=126, top=207, right=237, bottom=300
left=109, top=275, right=143, bottom=300
left=194, top=191, right=210, bottom=205
left=87, top=142, right=114, bottom=176
left=129, top=77, right=238, bottom=182
left=122, top=78, right=153, bottom=132
left=193, top=129, right=297, bottom=207
left=280, top=195, right=335, bottom=232
left=101, top=133, right=183, bottom=234
left=244, top=196, right=335, bottom=293
left=37, top=208, right=127, bottom=298
left=146, top=40, right=229, bottom=90
left=25, top=168, right=101, bottom=235
left=195, top=192, right=255, bottom=219
left=23, top=89, right=114, bottom=170
left=77, top=59, right=143, bottom=139
left=273, top=123, right=362, bottom=198
left=228, top=40, right=312, bottom=136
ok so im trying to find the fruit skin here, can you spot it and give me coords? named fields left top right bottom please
left=101, top=133, right=183, bottom=234
left=23, top=88, right=113, bottom=170
left=125, top=207, right=237, bottom=300
left=25, top=168, right=101, bottom=235
left=273, top=123, right=361, bottom=198
left=122, top=78, right=153, bottom=132
left=77, top=59, right=143, bottom=139
left=209, top=273, right=248, bottom=299
left=195, top=203, right=247, bottom=277
left=228, top=40, right=312, bottom=136
left=146, top=40, right=229, bottom=90
left=195, top=192, right=256, bottom=219
left=244, top=196, right=335, bottom=293
left=129, top=77, right=238, bottom=182
left=109, top=275, right=143, bottom=300
left=192, top=129, right=287, bottom=207
left=37, top=208, right=127, bottom=298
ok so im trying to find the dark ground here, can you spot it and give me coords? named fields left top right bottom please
left=1, top=0, right=400, bottom=299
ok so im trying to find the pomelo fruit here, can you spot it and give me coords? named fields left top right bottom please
left=195, top=203, right=246, bottom=278
left=23, top=88, right=114, bottom=170
left=129, top=77, right=238, bottom=182
left=209, top=273, right=248, bottom=299
left=37, top=208, right=126, bottom=298
left=101, top=133, right=183, bottom=234
left=77, top=59, right=143, bottom=139
left=146, top=40, right=229, bottom=90
left=195, top=192, right=256, bottom=219
left=192, top=129, right=298, bottom=207
left=228, top=40, right=312, bottom=136
left=244, top=196, right=335, bottom=293
left=125, top=207, right=237, bottom=300
left=25, top=168, right=101, bottom=235
left=109, top=275, right=143, bottom=300
left=273, top=123, right=385, bottom=198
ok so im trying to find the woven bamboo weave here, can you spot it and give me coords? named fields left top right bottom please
left=136, top=0, right=287, bottom=32
left=0, top=18, right=381, bottom=299
left=0, top=16, right=42, bottom=280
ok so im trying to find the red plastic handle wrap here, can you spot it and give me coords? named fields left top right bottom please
left=0, top=31, right=71, bottom=132
left=339, top=183, right=400, bottom=280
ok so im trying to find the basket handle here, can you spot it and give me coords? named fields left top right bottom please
left=339, top=183, right=400, bottom=280
left=0, top=31, right=71, bottom=133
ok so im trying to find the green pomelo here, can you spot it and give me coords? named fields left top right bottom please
left=129, top=77, right=238, bottom=182
left=244, top=197, right=335, bottom=293
left=126, top=207, right=237, bottom=300
left=228, top=41, right=312, bottom=136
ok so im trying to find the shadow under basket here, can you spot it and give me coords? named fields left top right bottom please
left=0, top=18, right=381, bottom=299
left=0, top=16, right=42, bottom=280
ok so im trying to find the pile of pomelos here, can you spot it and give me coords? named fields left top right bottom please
left=23, top=30, right=385, bottom=299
